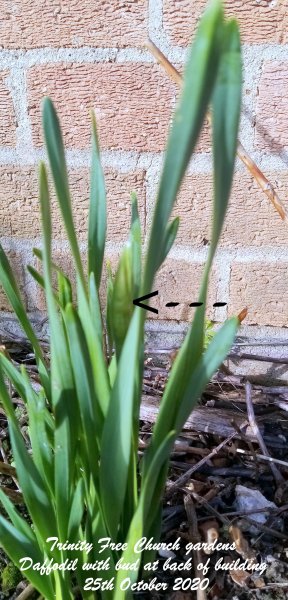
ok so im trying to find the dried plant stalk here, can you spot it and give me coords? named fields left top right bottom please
left=146, top=39, right=287, bottom=221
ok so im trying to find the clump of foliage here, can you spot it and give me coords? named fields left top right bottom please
left=0, top=1, right=242, bottom=598
left=1, top=562, right=21, bottom=593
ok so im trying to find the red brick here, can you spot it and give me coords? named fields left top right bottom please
left=229, top=262, right=288, bottom=327
left=172, top=171, right=288, bottom=248
left=67, top=169, right=146, bottom=242
left=255, top=61, right=288, bottom=153
left=0, top=1, right=148, bottom=49
left=152, top=258, right=216, bottom=321
left=27, top=64, right=175, bottom=151
left=0, top=70, right=16, bottom=146
left=0, top=166, right=146, bottom=243
left=163, top=0, right=287, bottom=46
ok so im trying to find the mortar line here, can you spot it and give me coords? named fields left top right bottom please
left=0, top=147, right=287, bottom=174
left=1, top=309, right=288, bottom=344
left=240, top=47, right=265, bottom=153
left=164, top=246, right=288, bottom=262
left=3, top=235, right=288, bottom=263
left=148, top=0, right=171, bottom=52
left=214, top=257, right=232, bottom=322
left=0, top=237, right=124, bottom=253
left=5, top=64, right=35, bottom=161
left=0, top=43, right=287, bottom=69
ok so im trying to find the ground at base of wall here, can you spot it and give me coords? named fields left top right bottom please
left=0, top=334, right=288, bottom=599
left=2, top=314, right=288, bottom=384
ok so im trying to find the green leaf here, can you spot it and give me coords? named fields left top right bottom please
left=174, top=317, right=239, bottom=431
left=33, top=247, right=71, bottom=279
left=57, top=269, right=73, bottom=308
left=211, top=19, right=242, bottom=255
left=114, top=431, right=176, bottom=598
left=144, top=15, right=242, bottom=477
left=0, top=352, right=27, bottom=402
left=27, top=265, right=61, bottom=307
left=88, top=111, right=106, bottom=288
left=0, top=515, right=55, bottom=600
left=9, top=417, right=57, bottom=543
left=156, top=217, right=179, bottom=271
left=0, top=368, right=56, bottom=538
left=68, top=479, right=85, bottom=540
left=22, top=368, right=54, bottom=494
left=77, top=280, right=111, bottom=418
left=143, top=0, right=224, bottom=293
left=64, top=303, right=101, bottom=472
left=0, top=243, right=49, bottom=395
left=144, top=316, right=239, bottom=478
left=27, top=264, right=45, bottom=288
left=89, top=271, right=105, bottom=350
left=108, top=353, right=117, bottom=387
left=0, top=488, right=36, bottom=544
left=0, top=352, right=55, bottom=448
left=42, top=97, right=86, bottom=290
left=0, top=372, right=55, bottom=542
left=100, top=309, right=142, bottom=538
left=129, top=192, right=142, bottom=298
left=111, top=244, right=134, bottom=359
left=39, top=162, right=78, bottom=538
left=141, top=319, right=238, bottom=547
left=29, top=248, right=73, bottom=307
left=106, top=260, right=114, bottom=360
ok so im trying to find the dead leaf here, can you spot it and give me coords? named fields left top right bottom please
left=199, top=520, right=219, bottom=554
left=229, top=525, right=256, bottom=561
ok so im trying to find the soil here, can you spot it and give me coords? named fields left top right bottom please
left=0, top=336, right=287, bottom=599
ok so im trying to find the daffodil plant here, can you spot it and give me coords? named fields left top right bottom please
left=0, top=2, right=242, bottom=598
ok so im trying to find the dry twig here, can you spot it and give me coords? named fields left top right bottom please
left=166, top=423, right=248, bottom=498
left=245, top=381, right=284, bottom=484
left=184, top=494, right=207, bottom=600
left=146, top=39, right=287, bottom=221
left=16, top=584, right=36, bottom=600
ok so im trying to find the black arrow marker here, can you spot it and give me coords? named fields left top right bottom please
left=133, top=290, right=159, bottom=314
left=213, top=302, right=227, bottom=307
left=189, top=302, right=204, bottom=307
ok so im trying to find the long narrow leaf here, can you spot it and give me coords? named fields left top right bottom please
left=100, top=309, right=142, bottom=538
left=130, top=192, right=141, bottom=298
left=77, top=281, right=111, bottom=417
left=0, top=489, right=36, bottom=543
left=64, top=302, right=102, bottom=471
left=211, top=19, right=242, bottom=253
left=111, top=244, right=134, bottom=359
left=114, top=432, right=176, bottom=598
left=0, top=364, right=58, bottom=546
left=0, top=243, right=49, bottom=395
left=88, top=111, right=106, bottom=288
left=143, top=0, right=224, bottom=293
left=143, top=15, right=242, bottom=474
left=0, top=516, right=55, bottom=600
left=39, top=162, right=78, bottom=538
left=42, top=97, right=86, bottom=290
left=22, top=368, right=54, bottom=494
left=156, top=217, right=179, bottom=271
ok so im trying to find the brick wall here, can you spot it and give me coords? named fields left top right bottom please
left=0, top=0, right=288, bottom=332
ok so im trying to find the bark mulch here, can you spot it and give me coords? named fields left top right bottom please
left=0, top=335, right=287, bottom=599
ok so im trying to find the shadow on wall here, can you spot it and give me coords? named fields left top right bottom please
left=243, top=103, right=288, bottom=168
